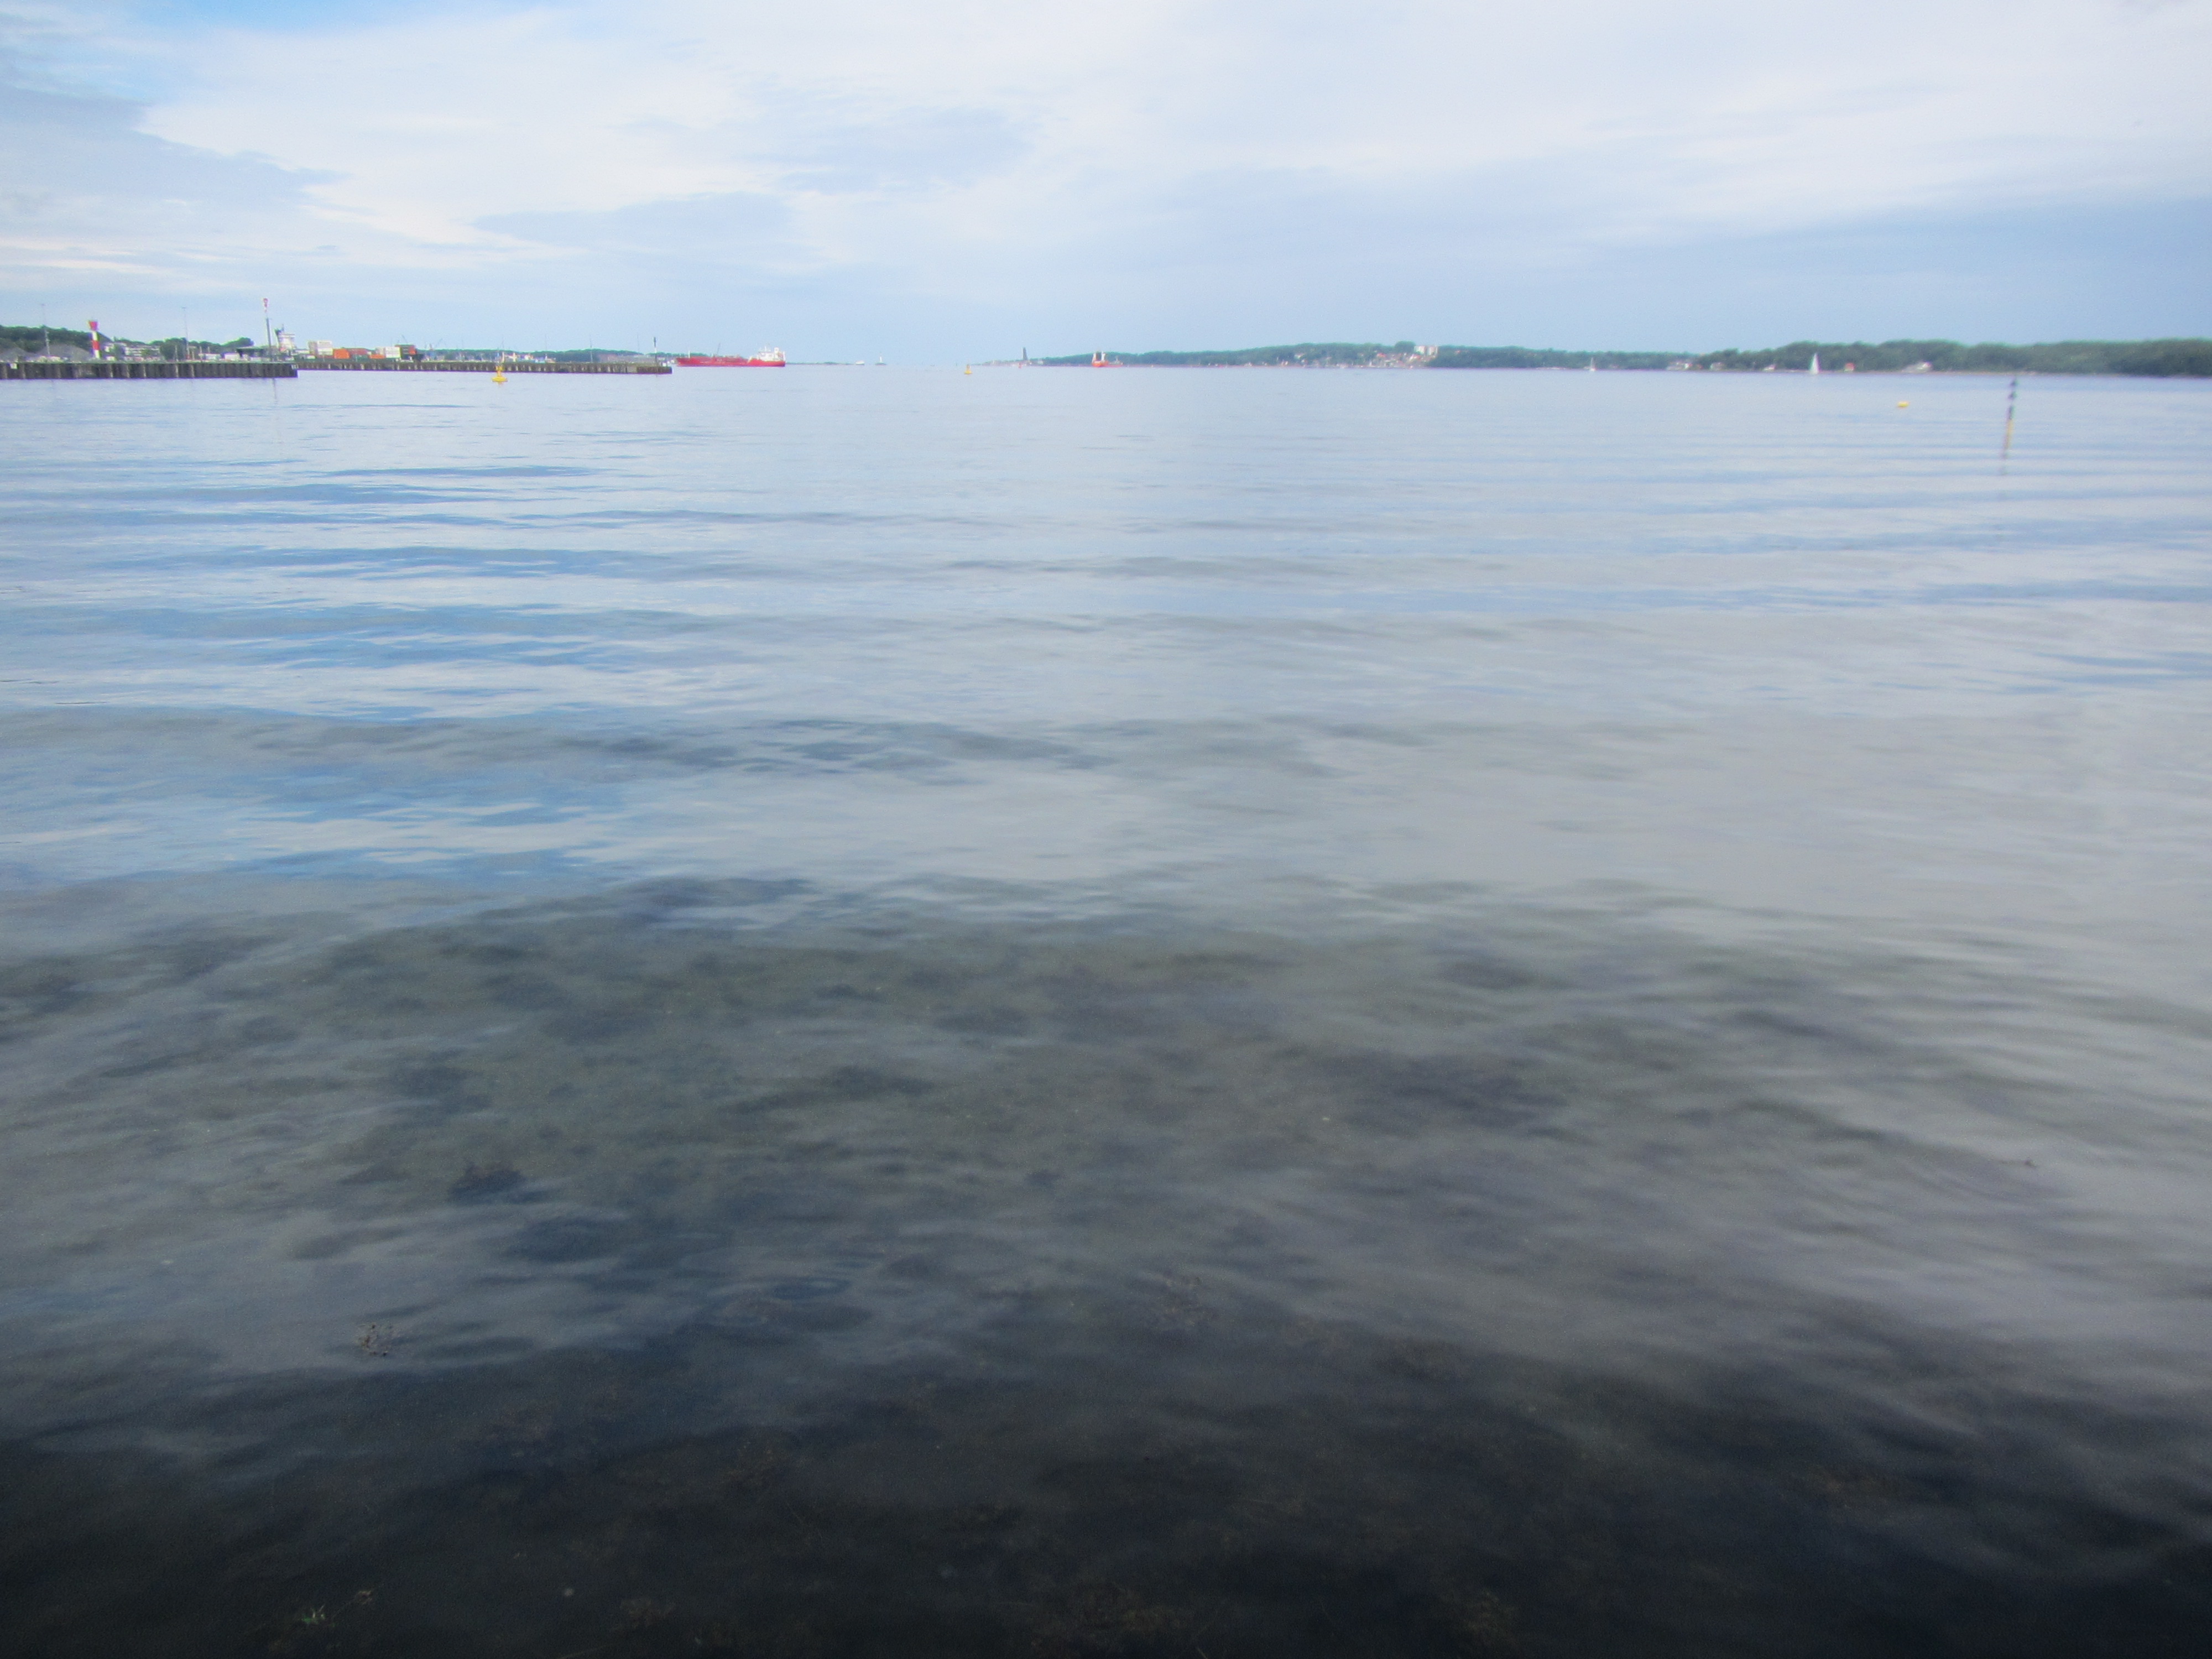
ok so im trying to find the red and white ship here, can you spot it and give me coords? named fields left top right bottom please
left=675, top=348, right=785, bottom=367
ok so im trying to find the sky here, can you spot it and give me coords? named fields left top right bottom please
left=2, top=0, right=2207, bottom=357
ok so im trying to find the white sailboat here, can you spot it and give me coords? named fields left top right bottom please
left=1809, top=353, right=1821, bottom=375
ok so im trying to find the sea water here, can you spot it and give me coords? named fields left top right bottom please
left=1, top=366, right=2207, bottom=1656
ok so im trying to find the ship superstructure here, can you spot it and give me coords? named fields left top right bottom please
left=676, top=348, right=785, bottom=367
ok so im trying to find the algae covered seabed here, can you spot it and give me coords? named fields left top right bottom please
left=5, top=880, right=2204, bottom=1657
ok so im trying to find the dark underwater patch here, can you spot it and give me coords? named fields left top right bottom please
left=2, top=892, right=2206, bottom=1657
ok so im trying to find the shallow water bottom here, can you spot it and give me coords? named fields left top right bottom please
left=2, top=879, right=2207, bottom=1656
left=10, top=1317, right=2204, bottom=1659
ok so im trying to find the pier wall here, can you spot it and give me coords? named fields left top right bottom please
left=4, top=358, right=674, bottom=381
left=2, top=359, right=296, bottom=381
left=297, top=359, right=671, bottom=374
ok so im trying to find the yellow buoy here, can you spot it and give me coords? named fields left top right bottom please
left=964, top=364, right=972, bottom=375
left=1896, top=399, right=1908, bottom=408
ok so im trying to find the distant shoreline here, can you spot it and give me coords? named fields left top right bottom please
left=1014, top=338, right=2211, bottom=377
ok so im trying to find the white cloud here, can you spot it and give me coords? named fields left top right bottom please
left=3, top=0, right=2207, bottom=348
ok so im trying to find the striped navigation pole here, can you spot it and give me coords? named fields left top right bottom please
left=2001, top=376, right=2019, bottom=465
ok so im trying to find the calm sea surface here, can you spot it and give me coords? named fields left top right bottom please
left=2, top=367, right=2208, bottom=1656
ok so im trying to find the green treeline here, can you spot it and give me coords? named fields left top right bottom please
left=1442, top=338, right=2212, bottom=375
left=1680, top=338, right=2212, bottom=376
left=1430, top=347, right=1676, bottom=369
left=1, top=324, right=93, bottom=352
left=1040, top=337, right=2210, bottom=375
left=1039, top=341, right=1424, bottom=366
left=2, top=325, right=246, bottom=358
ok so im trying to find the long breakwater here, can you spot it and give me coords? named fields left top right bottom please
left=298, top=358, right=672, bottom=374
left=3, top=358, right=675, bottom=382
left=2, top=359, right=296, bottom=380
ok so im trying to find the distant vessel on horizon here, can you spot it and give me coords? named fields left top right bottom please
left=676, top=348, right=785, bottom=368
